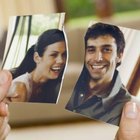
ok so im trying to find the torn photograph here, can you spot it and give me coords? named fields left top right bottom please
left=66, top=21, right=140, bottom=126
left=1, top=13, right=68, bottom=104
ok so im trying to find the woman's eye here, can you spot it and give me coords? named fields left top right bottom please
left=62, top=52, right=67, bottom=58
left=50, top=53, right=58, bottom=57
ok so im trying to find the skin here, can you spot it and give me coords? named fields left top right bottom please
left=85, top=35, right=122, bottom=94
left=32, top=41, right=66, bottom=83
left=9, top=41, right=66, bottom=102
left=116, top=102, right=140, bottom=140
left=0, top=70, right=12, bottom=140
left=10, top=82, right=27, bottom=102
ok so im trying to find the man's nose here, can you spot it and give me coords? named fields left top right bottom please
left=95, top=51, right=103, bottom=61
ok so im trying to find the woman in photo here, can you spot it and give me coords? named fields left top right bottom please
left=7, top=29, right=67, bottom=103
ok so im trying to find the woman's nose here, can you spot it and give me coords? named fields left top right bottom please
left=56, top=55, right=64, bottom=64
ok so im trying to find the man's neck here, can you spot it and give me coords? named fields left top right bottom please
left=88, top=78, right=112, bottom=97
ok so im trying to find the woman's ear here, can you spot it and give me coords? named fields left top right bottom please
left=33, top=52, right=41, bottom=64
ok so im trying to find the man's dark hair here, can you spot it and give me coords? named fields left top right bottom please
left=84, top=22, right=125, bottom=54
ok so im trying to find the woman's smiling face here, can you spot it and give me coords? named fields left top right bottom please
left=34, top=41, right=66, bottom=82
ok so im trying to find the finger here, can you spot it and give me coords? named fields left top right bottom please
left=116, top=102, right=140, bottom=140
left=0, top=124, right=10, bottom=140
left=0, top=117, right=8, bottom=136
left=3, top=97, right=11, bottom=105
left=0, top=102, right=9, bottom=116
left=0, top=70, right=12, bottom=101
left=0, top=117, right=4, bottom=128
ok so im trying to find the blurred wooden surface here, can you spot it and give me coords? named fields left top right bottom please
left=7, top=121, right=118, bottom=140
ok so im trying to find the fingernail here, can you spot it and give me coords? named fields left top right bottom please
left=5, top=104, right=8, bottom=112
left=0, top=71, right=9, bottom=85
left=125, top=102, right=138, bottom=119
left=4, top=103, right=9, bottom=116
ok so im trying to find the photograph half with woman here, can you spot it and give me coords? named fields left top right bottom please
left=2, top=13, right=67, bottom=103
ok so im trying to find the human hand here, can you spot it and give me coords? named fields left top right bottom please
left=8, top=82, right=27, bottom=102
left=0, top=70, right=12, bottom=140
left=115, top=101, right=140, bottom=140
left=0, top=70, right=12, bottom=101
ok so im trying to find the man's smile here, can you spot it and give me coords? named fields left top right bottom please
left=91, top=64, right=106, bottom=70
left=89, top=62, right=109, bottom=71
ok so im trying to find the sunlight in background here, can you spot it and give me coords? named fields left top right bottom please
left=118, top=27, right=140, bottom=86
left=138, top=88, right=140, bottom=97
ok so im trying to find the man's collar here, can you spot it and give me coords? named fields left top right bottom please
left=77, top=70, right=122, bottom=110
left=102, top=70, right=122, bottom=110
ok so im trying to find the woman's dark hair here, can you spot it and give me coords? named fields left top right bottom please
left=11, top=29, right=66, bottom=79
left=34, top=29, right=65, bottom=57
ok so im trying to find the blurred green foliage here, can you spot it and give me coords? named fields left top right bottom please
left=64, top=0, right=96, bottom=18
left=113, top=0, right=140, bottom=12
left=64, top=0, right=140, bottom=19
left=67, top=10, right=140, bottom=28
left=31, top=14, right=60, bottom=35
left=15, top=13, right=61, bottom=35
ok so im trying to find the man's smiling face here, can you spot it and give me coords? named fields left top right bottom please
left=85, top=35, right=121, bottom=83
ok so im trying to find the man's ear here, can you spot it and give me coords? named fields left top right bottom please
left=116, top=52, right=123, bottom=64
left=34, top=52, right=41, bottom=64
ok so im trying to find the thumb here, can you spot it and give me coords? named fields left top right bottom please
left=116, top=102, right=140, bottom=140
left=0, top=70, right=12, bottom=101
left=0, top=102, right=9, bottom=116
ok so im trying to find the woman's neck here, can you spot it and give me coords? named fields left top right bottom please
left=30, top=70, right=48, bottom=84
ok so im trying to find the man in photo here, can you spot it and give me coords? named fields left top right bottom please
left=66, top=22, right=133, bottom=126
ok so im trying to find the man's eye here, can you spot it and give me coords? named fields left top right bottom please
left=87, top=48, right=95, bottom=53
left=103, top=48, right=112, bottom=53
